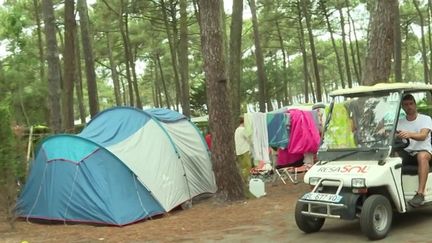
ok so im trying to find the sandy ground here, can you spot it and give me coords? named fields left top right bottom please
left=0, top=177, right=308, bottom=243
left=3, top=175, right=432, bottom=243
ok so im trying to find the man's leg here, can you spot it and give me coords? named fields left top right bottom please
left=416, top=151, right=431, bottom=194
left=409, top=151, right=431, bottom=207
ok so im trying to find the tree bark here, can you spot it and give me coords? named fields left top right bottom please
left=106, top=32, right=122, bottom=106
left=275, top=20, right=292, bottom=105
left=229, top=0, right=243, bottom=123
left=361, top=0, right=396, bottom=85
left=302, top=0, right=322, bottom=101
left=319, top=1, right=345, bottom=89
left=62, top=0, right=76, bottom=131
left=42, top=0, right=62, bottom=133
left=33, top=0, right=45, bottom=82
left=77, top=0, right=99, bottom=117
left=156, top=52, right=171, bottom=108
left=161, top=0, right=181, bottom=110
left=118, top=0, right=134, bottom=106
left=344, top=1, right=360, bottom=84
left=345, top=0, right=363, bottom=80
left=248, top=0, right=271, bottom=111
left=75, top=31, right=86, bottom=125
left=296, top=0, right=310, bottom=103
left=125, top=33, right=142, bottom=108
left=179, top=0, right=191, bottom=117
left=338, top=7, right=353, bottom=88
left=403, top=21, right=411, bottom=81
left=199, top=0, right=244, bottom=201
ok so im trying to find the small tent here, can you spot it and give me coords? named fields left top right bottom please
left=17, top=107, right=217, bottom=226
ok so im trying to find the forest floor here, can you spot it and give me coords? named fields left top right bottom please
left=3, top=175, right=432, bottom=243
left=0, top=177, right=309, bottom=243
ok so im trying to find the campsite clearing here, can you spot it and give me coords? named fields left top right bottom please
left=2, top=179, right=432, bottom=242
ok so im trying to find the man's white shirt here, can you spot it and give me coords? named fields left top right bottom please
left=397, top=114, right=432, bottom=152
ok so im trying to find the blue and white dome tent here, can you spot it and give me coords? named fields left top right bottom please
left=16, top=107, right=217, bottom=226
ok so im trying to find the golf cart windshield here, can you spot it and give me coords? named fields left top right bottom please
left=319, top=91, right=401, bottom=161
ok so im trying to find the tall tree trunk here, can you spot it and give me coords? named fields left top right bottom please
left=344, top=1, right=360, bottom=84
left=275, top=20, right=292, bottom=105
left=106, top=32, right=122, bottom=106
left=347, top=16, right=360, bottom=84
left=33, top=0, right=45, bottom=82
left=153, top=59, right=163, bottom=107
left=229, top=0, right=243, bottom=122
left=319, top=1, right=345, bottom=89
left=248, top=0, right=271, bottom=111
left=125, top=22, right=142, bottom=108
left=118, top=1, right=134, bottom=106
left=220, top=0, right=229, bottom=73
left=199, top=0, right=244, bottom=201
left=296, top=1, right=310, bottom=103
left=161, top=0, right=181, bottom=110
left=348, top=14, right=363, bottom=80
left=302, top=0, right=322, bottom=101
left=179, top=0, right=191, bottom=117
left=75, top=31, right=86, bottom=124
left=346, top=0, right=363, bottom=79
left=403, top=21, right=410, bottom=81
left=77, top=0, right=99, bottom=117
left=151, top=63, right=158, bottom=107
left=308, top=67, right=316, bottom=102
left=393, top=1, right=402, bottom=82
left=169, top=0, right=181, bottom=110
left=62, top=0, right=76, bottom=131
left=42, top=0, right=62, bottom=133
left=413, top=0, right=430, bottom=83
left=338, top=7, right=353, bottom=88
left=361, top=0, right=396, bottom=85
left=156, top=52, right=171, bottom=108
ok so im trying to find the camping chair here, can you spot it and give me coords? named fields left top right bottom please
left=276, top=162, right=310, bottom=184
left=274, top=157, right=312, bottom=185
left=249, top=149, right=303, bottom=185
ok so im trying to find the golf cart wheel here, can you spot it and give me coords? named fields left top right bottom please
left=360, top=195, right=393, bottom=240
left=295, top=201, right=325, bottom=233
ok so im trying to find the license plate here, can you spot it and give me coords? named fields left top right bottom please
left=302, top=192, right=342, bottom=203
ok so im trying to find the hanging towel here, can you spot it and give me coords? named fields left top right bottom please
left=251, top=112, right=270, bottom=162
left=267, top=112, right=290, bottom=148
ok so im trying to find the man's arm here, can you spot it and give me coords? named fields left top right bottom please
left=397, top=128, right=430, bottom=141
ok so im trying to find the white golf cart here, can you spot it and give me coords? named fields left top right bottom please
left=295, top=82, right=432, bottom=240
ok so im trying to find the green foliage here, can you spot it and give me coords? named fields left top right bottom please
left=0, top=0, right=429, bottom=130
left=189, top=80, right=207, bottom=116
left=0, top=99, right=26, bottom=183
left=0, top=98, right=26, bottom=222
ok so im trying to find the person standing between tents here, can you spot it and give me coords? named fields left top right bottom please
left=235, top=116, right=252, bottom=183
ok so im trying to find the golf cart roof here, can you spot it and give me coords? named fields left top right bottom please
left=329, top=82, right=432, bottom=97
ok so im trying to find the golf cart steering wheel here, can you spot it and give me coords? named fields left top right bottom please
left=393, top=136, right=410, bottom=149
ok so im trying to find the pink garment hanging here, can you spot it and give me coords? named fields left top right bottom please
left=277, top=109, right=320, bottom=166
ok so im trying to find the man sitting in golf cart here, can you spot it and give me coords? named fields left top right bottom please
left=396, top=94, right=432, bottom=207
